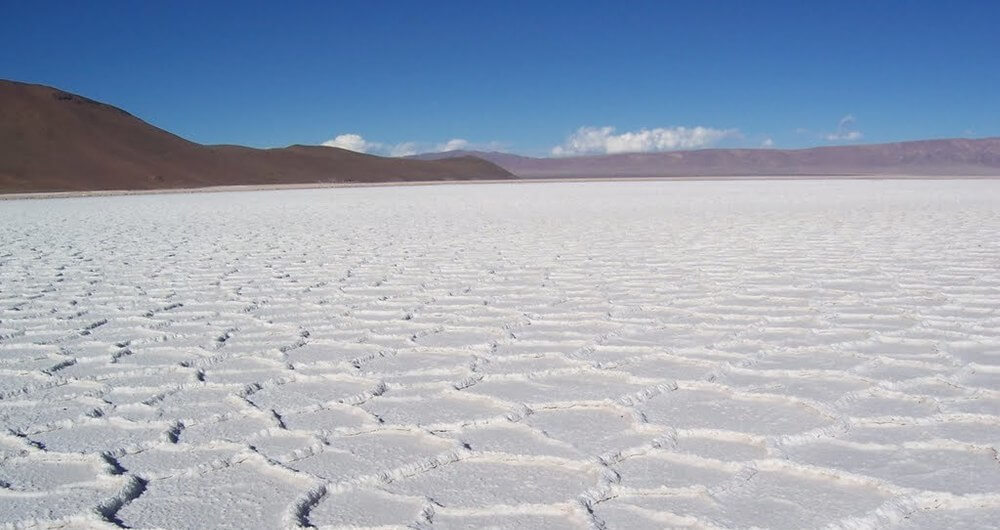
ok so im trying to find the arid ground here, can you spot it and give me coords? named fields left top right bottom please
left=1, top=180, right=999, bottom=528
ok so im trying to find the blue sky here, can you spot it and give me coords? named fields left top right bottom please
left=3, top=1, right=998, bottom=156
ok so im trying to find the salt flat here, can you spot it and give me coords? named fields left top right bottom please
left=1, top=180, right=999, bottom=529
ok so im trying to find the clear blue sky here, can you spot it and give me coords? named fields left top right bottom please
left=3, top=1, right=998, bottom=156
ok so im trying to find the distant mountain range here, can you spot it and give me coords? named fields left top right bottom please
left=0, top=80, right=513, bottom=193
left=412, top=139, right=1000, bottom=178
left=3, top=79, right=998, bottom=195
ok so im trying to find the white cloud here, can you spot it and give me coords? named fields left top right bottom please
left=761, top=137, right=775, bottom=147
left=320, top=134, right=502, bottom=157
left=321, top=133, right=380, bottom=153
left=823, top=114, right=863, bottom=142
left=319, top=134, right=421, bottom=157
left=388, top=142, right=418, bottom=157
left=436, top=138, right=469, bottom=152
left=551, top=126, right=739, bottom=156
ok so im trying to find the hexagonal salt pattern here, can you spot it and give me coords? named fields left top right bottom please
left=2, top=180, right=999, bottom=527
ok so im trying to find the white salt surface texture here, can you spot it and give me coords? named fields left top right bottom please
left=1, top=180, right=999, bottom=529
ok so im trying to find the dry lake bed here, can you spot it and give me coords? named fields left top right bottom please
left=1, top=180, right=999, bottom=529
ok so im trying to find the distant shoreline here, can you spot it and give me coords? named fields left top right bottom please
left=2, top=174, right=998, bottom=201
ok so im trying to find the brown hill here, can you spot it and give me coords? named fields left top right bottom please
left=0, top=80, right=514, bottom=193
left=413, top=139, right=1000, bottom=178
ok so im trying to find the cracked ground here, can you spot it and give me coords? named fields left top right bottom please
left=1, top=180, right=999, bottom=529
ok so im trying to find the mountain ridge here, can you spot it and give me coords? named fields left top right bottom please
left=0, top=80, right=514, bottom=193
left=411, top=138, right=1000, bottom=178
left=4, top=78, right=998, bottom=194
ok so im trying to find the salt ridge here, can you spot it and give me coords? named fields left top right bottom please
left=1, top=180, right=998, bottom=528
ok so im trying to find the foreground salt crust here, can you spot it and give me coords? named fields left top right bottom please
left=1, top=180, right=999, bottom=529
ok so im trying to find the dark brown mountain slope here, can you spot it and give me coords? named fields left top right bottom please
left=0, top=80, right=513, bottom=193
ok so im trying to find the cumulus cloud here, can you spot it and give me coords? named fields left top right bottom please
left=761, top=137, right=775, bottom=148
left=321, top=134, right=499, bottom=157
left=824, top=114, right=863, bottom=142
left=388, top=142, right=418, bottom=157
left=319, top=134, right=430, bottom=157
left=436, top=138, right=470, bottom=152
left=321, top=133, right=380, bottom=153
left=551, top=126, right=739, bottom=156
